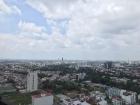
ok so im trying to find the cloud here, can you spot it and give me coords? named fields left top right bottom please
left=25, top=0, right=140, bottom=60
left=18, top=21, right=45, bottom=33
left=26, top=0, right=77, bottom=19
left=5, top=21, right=71, bottom=50
left=1, top=0, right=140, bottom=60
left=0, top=0, right=21, bottom=15
left=17, top=20, right=74, bottom=49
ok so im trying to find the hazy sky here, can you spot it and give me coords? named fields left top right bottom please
left=0, top=0, right=140, bottom=60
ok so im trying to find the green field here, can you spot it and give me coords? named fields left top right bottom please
left=1, top=92, right=31, bottom=105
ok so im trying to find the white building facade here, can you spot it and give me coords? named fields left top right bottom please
left=121, top=91, right=136, bottom=105
left=32, top=93, right=53, bottom=105
left=107, top=87, right=121, bottom=98
left=27, top=71, right=38, bottom=92
left=107, top=87, right=136, bottom=105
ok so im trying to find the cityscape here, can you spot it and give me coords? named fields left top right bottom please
left=0, top=0, right=140, bottom=105
left=0, top=59, right=140, bottom=105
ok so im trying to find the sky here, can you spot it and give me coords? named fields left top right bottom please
left=0, top=0, right=140, bottom=60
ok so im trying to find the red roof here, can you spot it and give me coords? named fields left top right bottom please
left=32, top=91, right=52, bottom=99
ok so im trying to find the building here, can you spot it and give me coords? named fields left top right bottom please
left=76, top=73, right=86, bottom=81
left=121, top=91, right=136, bottom=105
left=90, top=91, right=107, bottom=105
left=104, top=61, right=113, bottom=69
left=112, top=96, right=123, bottom=105
left=138, top=94, right=140, bottom=100
left=27, top=71, right=38, bottom=92
left=107, top=87, right=136, bottom=105
left=98, top=100, right=107, bottom=105
left=56, top=94, right=91, bottom=105
left=32, top=91, right=53, bottom=105
left=73, top=100, right=90, bottom=105
left=56, top=94, right=72, bottom=105
left=107, top=87, right=121, bottom=98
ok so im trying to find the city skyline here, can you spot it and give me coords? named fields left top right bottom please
left=0, top=0, right=140, bottom=60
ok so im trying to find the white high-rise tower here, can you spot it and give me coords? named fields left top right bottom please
left=27, top=71, right=38, bottom=92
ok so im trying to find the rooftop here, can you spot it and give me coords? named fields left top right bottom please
left=32, top=91, right=52, bottom=99
left=123, top=92, right=132, bottom=96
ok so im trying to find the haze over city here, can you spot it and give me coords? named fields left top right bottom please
left=0, top=0, right=140, bottom=60
left=1, top=1, right=140, bottom=105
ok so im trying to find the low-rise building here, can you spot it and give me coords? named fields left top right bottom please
left=107, top=87, right=121, bottom=98
left=112, top=96, right=123, bottom=105
left=98, top=99, right=107, bottom=105
left=121, top=91, right=136, bottom=105
left=32, top=91, right=53, bottom=105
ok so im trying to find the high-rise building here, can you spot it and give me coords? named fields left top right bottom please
left=104, top=61, right=113, bottom=69
left=27, top=71, right=38, bottom=92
